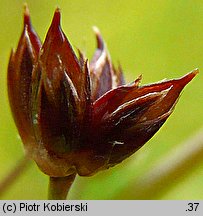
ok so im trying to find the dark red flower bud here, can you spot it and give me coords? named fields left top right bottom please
left=7, top=6, right=198, bottom=177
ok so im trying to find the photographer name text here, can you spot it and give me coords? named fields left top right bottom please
left=2, top=202, right=88, bottom=213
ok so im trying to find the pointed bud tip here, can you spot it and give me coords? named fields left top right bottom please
left=92, top=26, right=104, bottom=49
left=179, top=68, right=199, bottom=86
left=191, top=68, right=199, bottom=76
left=23, top=3, right=31, bottom=26
left=92, top=26, right=100, bottom=35
left=52, top=7, right=61, bottom=27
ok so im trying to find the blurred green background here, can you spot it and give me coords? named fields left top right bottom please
left=0, top=0, right=203, bottom=199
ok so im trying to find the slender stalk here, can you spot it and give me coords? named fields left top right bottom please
left=0, top=155, right=30, bottom=197
left=48, top=173, right=76, bottom=200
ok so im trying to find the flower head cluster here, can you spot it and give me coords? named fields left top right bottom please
left=7, top=6, right=198, bottom=177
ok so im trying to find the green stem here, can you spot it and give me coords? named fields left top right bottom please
left=48, top=173, right=76, bottom=200
left=0, top=155, right=30, bottom=197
